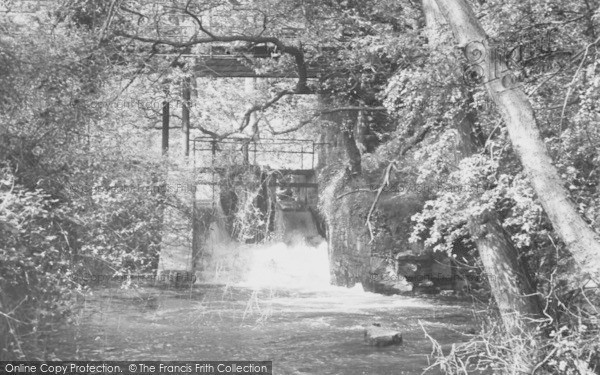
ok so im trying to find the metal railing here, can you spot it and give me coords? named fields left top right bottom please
left=192, top=137, right=315, bottom=171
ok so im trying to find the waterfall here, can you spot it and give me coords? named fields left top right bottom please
left=241, top=240, right=330, bottom=289
left=196, top=208, right=330, bottom=290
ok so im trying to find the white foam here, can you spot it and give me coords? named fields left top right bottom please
left=240, top=240, right=331, bottom=290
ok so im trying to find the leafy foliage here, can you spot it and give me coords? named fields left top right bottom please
left=2, top=0, right=600, bottom=371
left=0, top=167, right=75, bottom=359
left=0, top=1, right=165, bottom=359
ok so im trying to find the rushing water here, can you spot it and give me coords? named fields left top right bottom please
left=53, top=241, right=474, bottom=375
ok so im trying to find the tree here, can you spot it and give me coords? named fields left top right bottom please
left=421, top=0, right=542, bottom=341
left=102, top=0, right=396, bottom=144
left=434, top=0, right=600, bottom=284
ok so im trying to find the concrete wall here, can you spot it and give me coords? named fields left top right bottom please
left=156, top=165, right=196, bottom=284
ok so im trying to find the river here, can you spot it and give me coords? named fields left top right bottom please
left=52, top=242, right=475, bottom=375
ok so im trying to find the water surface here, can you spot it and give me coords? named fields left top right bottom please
left=54, top=284, right=474, bottom=375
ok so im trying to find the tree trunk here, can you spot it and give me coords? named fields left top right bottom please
left=468, top=211, right=542, bottom=374
left=468, top=211, right=541, bottom=330
left=435, top=0, right=600, bottom=282
left=319, top=95, right=362, bottom=175
left=181, top=76, right=191, bottom=157
left=454, top=93, right=485, bottom=159
left=341, top=123, right=362, bottom=175
left=422, top=0, right=542, bottom=341
left=453, top=94, right=543, bottom=331
left=162, top=98, right=170, bottom=155
left=454, top=76, right=542, bottom=375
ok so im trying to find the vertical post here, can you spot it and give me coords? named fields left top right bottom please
left=211, top=139, right=217, bottom=210
left=242, top=141, right=249, bottom=165
left=162, top=96, right=170, bottom=155
left=182, top=76, right=191, bottom=157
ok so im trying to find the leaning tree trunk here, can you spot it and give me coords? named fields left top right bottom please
left=422, top=3, right=543, bottom=372
left=455, top=86, right=543, bottom=336
left=468, top=212, right=541, bottom=331
left=423, top=0, right=542, bottom=326
left=468, top=211, right=542, bottom=374
left=455, top=94, right=543, bottom=334
left=434, top=0, right=600, bottom=282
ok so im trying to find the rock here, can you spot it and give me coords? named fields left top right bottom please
left=431, top=255, right=452, bottom=279
left=306, top=235, right=325, bottom=247
left=363, top=278, right=414, bottom=295
left=364, top=259, right=414, bottom=295
left=396, top=252, right=454, bottom=289
left=364, top=324, right=403, bottom=347
left=397, top=262, right=419, bottom=277
left=413, top=283, right=440, bottom=295
left=381, top=279, right=413, bottom=293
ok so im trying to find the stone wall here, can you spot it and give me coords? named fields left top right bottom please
left=321, top=171, right=453, bottom=293
left=327, top=197, right=372, bottom=286
left=156, top=166, right=195, bottom=284
left=319, top=168, right=370, bottom=286
left=315, top=96, right=453, bottom=294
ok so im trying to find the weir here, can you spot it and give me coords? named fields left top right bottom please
left=157, top=137, right=325, bottom=287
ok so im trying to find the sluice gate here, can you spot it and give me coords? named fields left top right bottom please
left=157, top=137, right=323, bottom=284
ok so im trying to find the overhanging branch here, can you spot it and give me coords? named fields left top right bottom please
left=270, top=106, right=387, bottom=135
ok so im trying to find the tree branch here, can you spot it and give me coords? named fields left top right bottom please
left=183, top=0, right=215, bottom=39
left=363, top=124, right=432, bottom=242
left=239, top=90, right=294, bottom=132
left=271, top=106, right=388, bottom=135
left=335, top=188, right=376, bottom=200
left=118, top=5, right=147, bottom=24
left=321, top=106, right=387, bottom=114
left=365, top=162, right=396, bottom=242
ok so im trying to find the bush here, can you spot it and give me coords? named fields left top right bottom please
left=0, top=167, right=76, bottom=359
left=69, top=172, right=163, bottom=276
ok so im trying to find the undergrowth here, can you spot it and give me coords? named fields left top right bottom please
left=422, top=283, right=600, bottom=374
